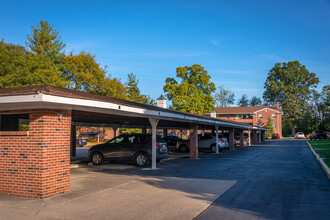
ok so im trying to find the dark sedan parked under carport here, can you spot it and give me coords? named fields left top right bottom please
left=88, top=134, right=169, bottom=166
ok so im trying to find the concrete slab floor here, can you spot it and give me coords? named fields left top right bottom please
left=0, top=167, right=236, bottom=220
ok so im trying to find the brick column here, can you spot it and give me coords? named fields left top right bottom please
left=229, top=129, right=235, bottom=150
left=163, top=128, right=168, bottom=137
left=70, top=125, right=76, bottom=157
left=0, top=109, right=71, bottom=199
left=239, top=130, right=245, bottom=147
left=261, top=131, right=266, bottom=142
left=189, top=124, right=198, bottom=159
left=252, top=131, right=258, bottom=144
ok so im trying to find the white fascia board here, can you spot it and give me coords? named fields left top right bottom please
left=0, top=94, right=43, bottom=103
left=254, top=108, right=281, bottom=114
left=0, top=93, right=254, bottom=130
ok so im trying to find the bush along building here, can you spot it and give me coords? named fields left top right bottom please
left=206, top=103, right=282, bottom=137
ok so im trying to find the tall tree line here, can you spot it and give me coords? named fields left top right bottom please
left=0, top=20, right=154, bottom=105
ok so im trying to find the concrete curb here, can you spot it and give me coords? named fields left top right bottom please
left=306, top=140, right=330, bottom=179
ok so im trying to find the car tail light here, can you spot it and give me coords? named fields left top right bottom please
left=148, top=143, right=160, bottom=146
left=220, top=139, right=225, bottom=143
left=78, top=140, right=81, bottom=142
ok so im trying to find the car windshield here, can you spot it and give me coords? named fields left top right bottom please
left=108, top=136, right=126, bottom=144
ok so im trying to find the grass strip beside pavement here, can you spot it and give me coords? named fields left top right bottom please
left=308, top=139, right=330, bottom=167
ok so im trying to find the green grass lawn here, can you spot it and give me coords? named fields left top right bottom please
left=308, top=139, right=330, bottom=167
left=282, top=137, right=294, bottom=139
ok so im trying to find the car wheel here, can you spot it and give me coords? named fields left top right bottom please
left=92, top=152, right=104, bottom=166
left=179, top=144, right=188, bottom=152
left=210, top=144, right=217, bottom=153
left=135, top=152, right=150, bottom=166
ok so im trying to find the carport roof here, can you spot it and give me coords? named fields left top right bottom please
left=0, top=85, right=266, bottom=130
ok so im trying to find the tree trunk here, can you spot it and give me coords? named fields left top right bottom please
left=291, top=123, right=295, bottom=136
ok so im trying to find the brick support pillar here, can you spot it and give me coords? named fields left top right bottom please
left=70, top=125, right=76, bottom=157
left=239, top=130, right=245, bottom=147
left=189, top=124, right=198, bottom=159
left=252, top=131, right=258, bottom=144
left=0, top=109, right=71, bottom=199
left=229, top=129, right=235, bottom=150
left=261, top=131, right=266, bottom=142
left=163, top=128, right=168, bottom=137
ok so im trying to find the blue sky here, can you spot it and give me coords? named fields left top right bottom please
left=1, top=0, right=330, bottom=105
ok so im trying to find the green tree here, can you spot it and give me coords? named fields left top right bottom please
left=250, top=96, right=262, bottom=106
left=237, top=94, right=249, bottom=107
left=214, top=85, right=235, bottom=107
left=125, top=73, right=155, bottom=105
left=163, top=64, right=216, bottom=114
left=319, top=85, right=330, bottom=131
left=64, top=51, right=127, bottom=99
left=0, top=40, right=68, bottom=88
left=265, top=116, right=275, bottom=137
left=26, top=20, right=65, bottom=61
left=263, top=61, right=319, bottom=135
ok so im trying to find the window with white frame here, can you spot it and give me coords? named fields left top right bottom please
left=259, top=114, right=263, bottom=118
left=272, top=114, right=276, bottom=118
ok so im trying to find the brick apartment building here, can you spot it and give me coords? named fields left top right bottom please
left=207, top=103, right=282, bottom=137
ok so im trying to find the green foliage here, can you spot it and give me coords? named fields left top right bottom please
left=0, top=40, right=68, bottom=88
left=163, top=64, right=216, bottom=115
left=126, top=73, right=155, bottom=105
left=237, top=94, right=249, bottom=107
left=64, top=51, right=127, bottom=99
left=250, top=96, right=262, bottom=106
left=214, top=85, right=235, bottom=107
left=265, top=116, right=274, bottom=137
left=263, top=61, right=319, bottom=135
left=26, top=20, right=65, bottom=61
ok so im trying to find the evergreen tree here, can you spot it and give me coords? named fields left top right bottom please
left=126, top=73, right=155, bottom=105
left=237, top=94, right=249, bottom=107
left=265, top=116, right=275, bottom=137
left=26, top=20, right=65, bottom=61
left=250, top=96, right=262, bottom=106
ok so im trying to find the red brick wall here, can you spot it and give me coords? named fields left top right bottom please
left=0, top=109, right=71, bottom=198
left=218, top=109, right=282, bottom=137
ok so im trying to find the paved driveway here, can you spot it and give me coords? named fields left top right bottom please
left=1, top=140, right=329, bottom=219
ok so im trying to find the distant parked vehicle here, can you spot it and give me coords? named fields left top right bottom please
left=309, top=131, right=328, bottom=140
left=87, top=134, right=168, bottom=166
left=77, top=138, right=87, bottom=147
left=294, top=132, right=305, bottom=139
left=272, top=133, right=280, bottom=139
left=176, top=133, right=228, bottom=153
left=163, top=135, right=182, bottom=152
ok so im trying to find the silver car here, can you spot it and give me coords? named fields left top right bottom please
left=295, top=132, right=305, bottom=139
left=176, top=133, right=228, bottom=153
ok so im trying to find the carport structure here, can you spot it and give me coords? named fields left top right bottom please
left=0, top=85, right=266, bottom=198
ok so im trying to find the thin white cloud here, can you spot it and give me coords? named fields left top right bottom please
left=210, top=39, right=219, bottom=46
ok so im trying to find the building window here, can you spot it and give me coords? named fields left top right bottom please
left=272, top=114, right=276, bottom=118
left=265, top=110, right=268, bottom=112
left=259, top=114, right=263, bottom=118
left=0, top=114, right=29, bottom=131
left=273, top=124, right=276, bottom=128
left=225, top=115, right=230, bottom=119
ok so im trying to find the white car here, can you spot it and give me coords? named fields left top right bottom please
left=295, top=132, right=305, bottom=139
left=176, top=133, right=228, bottom=153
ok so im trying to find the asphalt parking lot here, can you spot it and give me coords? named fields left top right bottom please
left=1, top=139, right=330, bottom=219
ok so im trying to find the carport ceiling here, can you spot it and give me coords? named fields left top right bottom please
left=72, top=110, right=202, bottom=129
